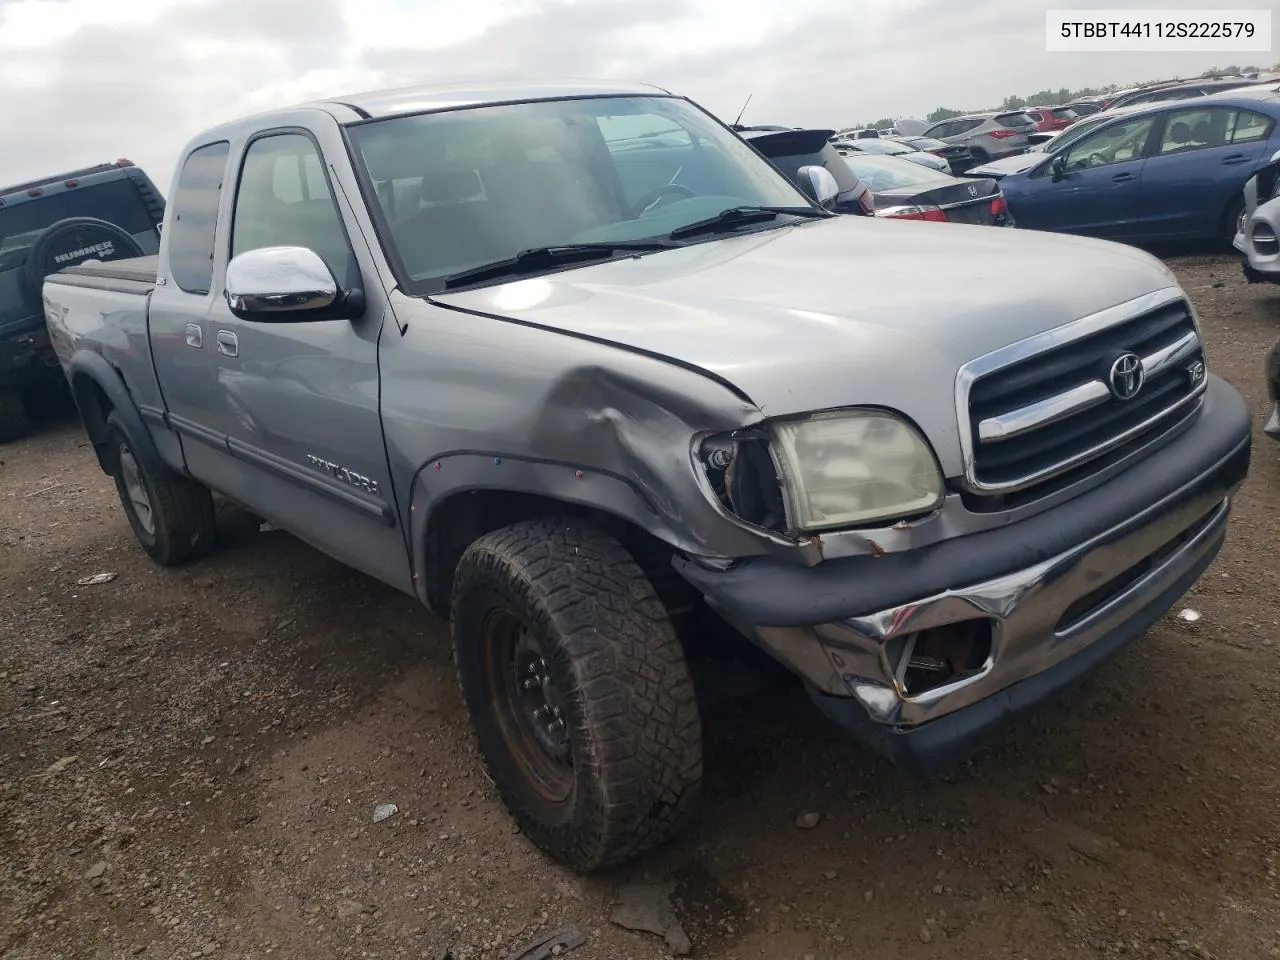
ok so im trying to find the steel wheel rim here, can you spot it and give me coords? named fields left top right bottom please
left=118, top=444, right=155, bottom=536
left=481, top=608, right=573, bottom=803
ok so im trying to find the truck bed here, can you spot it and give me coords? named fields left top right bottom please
left=47, top=255, right=158, bottom=294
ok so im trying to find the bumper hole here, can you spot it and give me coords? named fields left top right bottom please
left=898, top=620, right=993, bottom=697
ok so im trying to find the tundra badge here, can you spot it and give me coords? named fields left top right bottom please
left=306, top=454, right=380, bottom=495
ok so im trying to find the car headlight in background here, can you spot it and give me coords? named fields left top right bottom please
left=699, top=410, right=945, bottom=533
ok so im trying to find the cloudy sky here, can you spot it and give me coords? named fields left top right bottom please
left=1, top=0, right=1275, bottom=188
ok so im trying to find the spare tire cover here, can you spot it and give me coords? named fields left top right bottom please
left=21, top=217, right=147, bottom=301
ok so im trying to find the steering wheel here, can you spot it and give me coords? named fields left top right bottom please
left=630, top=183, right=697, bottom=217
left=1086, top=151, right=1108, bottom=167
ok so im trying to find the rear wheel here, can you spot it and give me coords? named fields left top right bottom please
left=450, top=517, right=703, bottom=871
left=0, top=387, right=32, bottom=443
left=106, top=410, right=217, bottom=565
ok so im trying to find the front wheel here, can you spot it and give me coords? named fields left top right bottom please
left=450, top=517, right=703, bottom=871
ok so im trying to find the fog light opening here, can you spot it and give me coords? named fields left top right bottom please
left=895, top=620, right=993, bottom=697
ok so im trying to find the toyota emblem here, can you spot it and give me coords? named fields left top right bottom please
left=1108, top=352, right=1145, bottom=400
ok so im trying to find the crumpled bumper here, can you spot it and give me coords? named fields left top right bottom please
left=676, top=375, right=1251, bottom=776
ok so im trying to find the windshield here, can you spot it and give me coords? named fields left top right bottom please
left=347, top=95, right=812, bottom=292
left=842, top=154, right=951, bottom=191
left=1043, top=112, right=1116, bottom=153
left=904, top=137, right=949, bottom=150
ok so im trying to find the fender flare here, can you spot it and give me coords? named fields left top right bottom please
left=66, top=349, right=161, bottom=474
left=406, top=450, right=689, bottom=613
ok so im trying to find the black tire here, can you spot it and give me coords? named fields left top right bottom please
left=1223, top=196, right=1246, bottom=250
left=21, top=217, right=146, bottom=305
left=0, top=387, right=32, bottom=443
left=450, top=517, right=703, bottom=871
left=106, top=410, right=216, bottom=566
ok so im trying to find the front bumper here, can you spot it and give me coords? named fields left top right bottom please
left=1240, top=196, right=1280, bottom=282
left=675, top=375, right=1251, bottom=776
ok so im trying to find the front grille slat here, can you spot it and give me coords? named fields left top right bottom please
left=963, top=298, right=1204, bottom=497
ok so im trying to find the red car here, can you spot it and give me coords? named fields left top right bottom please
left=1022, top=106, right=1080, bottom=132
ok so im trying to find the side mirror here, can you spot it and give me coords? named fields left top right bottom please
left=225, top=246, right=362, bottom=321
left=1271, top=148, right=1280, bottom=163
left=1050, top=155, right=1067, bottom=182
left=795, top=165, right=841, bottom=209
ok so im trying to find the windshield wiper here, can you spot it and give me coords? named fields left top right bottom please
left=667, top=205, right=834, bottom=240
left=442, top=241, right=678, bottom=289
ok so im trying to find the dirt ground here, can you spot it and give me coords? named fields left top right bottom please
left=3, top=252, right=1280, bottom=960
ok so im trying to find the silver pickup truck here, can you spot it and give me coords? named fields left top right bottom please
left=42, top=81, right=1252, bottom=871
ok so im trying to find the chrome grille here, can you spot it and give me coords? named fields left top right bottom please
left=960, top=293, right=1206, bottom=495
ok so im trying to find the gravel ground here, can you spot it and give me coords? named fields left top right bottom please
left=2, top=252, right=1279, bottom=960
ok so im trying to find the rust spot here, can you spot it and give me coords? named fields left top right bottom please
left=868, top=540, right=886, bottom=558
left=891, top=520, right=911, bottom=531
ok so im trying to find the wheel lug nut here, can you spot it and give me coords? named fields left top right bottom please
left=523, top=678, right=541, bottom=690
left=548, top=719, right=565, bottom=734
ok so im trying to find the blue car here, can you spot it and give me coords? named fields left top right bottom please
left=982, top=84, right=1280, bottom=245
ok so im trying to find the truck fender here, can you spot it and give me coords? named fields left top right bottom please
left=66, top=349, right=162, bottom=475
left=406, top=451, right=689, bottom=615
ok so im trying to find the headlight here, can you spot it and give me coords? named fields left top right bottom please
left=768, top=410, right=944, bottom=530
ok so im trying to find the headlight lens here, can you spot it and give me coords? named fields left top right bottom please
left=768, top=410, right=944, bottom=530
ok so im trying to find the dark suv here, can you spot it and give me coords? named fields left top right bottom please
left=735, top=126, right=875, bottom=215
left=0, top=159, right=165, bottom=441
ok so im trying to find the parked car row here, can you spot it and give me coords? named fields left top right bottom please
left=959, top=84, right=1280, bottom=247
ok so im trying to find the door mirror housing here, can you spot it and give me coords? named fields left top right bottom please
left=1050, top=154, right=1067, bottom=182
left=1271, top=148, right=1280, bottom=164
left=224, top=246, right=364, bottom=322
left=795, top=164, right=841, bottom=209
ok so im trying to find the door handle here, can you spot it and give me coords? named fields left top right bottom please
left=184, top=323, right=203, bottom=349
left=215, top=330, right=239, bottom=358
left=1112, top=172, right=1136, bottom=182
left=1221, top=154, right=1249, bottom=165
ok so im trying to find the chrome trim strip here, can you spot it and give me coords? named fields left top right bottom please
left=955, top=286, right=1197, bottom=494
left=936, top=196, right=992, bottom=211
left=977, top=329, right=1200, bottom=443
left=1142, top=330, right=1199, bottom=378
left=978, top=380, right=1109, bottom=442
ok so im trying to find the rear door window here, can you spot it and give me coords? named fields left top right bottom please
left=167, top=141, right=231, bottom=295
left=995, top=112, right=1037, bottom=129
left=1157, top=107, right=1232, bottom=155
left=1228, top=108, right=1275, bottom=144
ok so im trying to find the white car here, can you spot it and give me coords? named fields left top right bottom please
left=1234, top=148, right=1280, bottom=284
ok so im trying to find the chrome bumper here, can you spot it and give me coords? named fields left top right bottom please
left=749, top=477, right=1233, bottom=731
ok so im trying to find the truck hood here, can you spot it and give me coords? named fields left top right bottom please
left=432, top=215, right=1180, bottom=475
